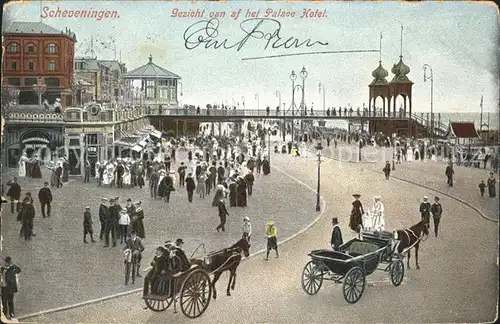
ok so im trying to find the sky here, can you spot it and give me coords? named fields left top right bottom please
left=4, top=1, right=499, bottom=114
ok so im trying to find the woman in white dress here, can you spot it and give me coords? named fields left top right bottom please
left=18, top=153, right=29, bottom=178
left=407, top=145, right=413, bottom=162
left=371, top=196, right=385, bottom=231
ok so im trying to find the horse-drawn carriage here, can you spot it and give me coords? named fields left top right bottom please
left=301, top=222, right=428, bottom=304
left=142, top=238, right=250, bottom=319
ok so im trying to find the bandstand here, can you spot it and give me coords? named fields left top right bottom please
left=121, top=55, right=181, bottom=109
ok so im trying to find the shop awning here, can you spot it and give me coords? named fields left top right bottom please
left=114, top=140, right=133, bottom=147
left=139, top=138, right=150, bottom=146
left=131, top=144, right=143, bottom=152
left=150, top=130, right=162, bottom=139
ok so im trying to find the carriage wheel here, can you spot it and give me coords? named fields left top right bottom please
left=342, top=267, right=365, bottom=304
left=144, top=279, right=174, bottom=312
left=389, top=259, right=404, bottom=286
left=144, top=296, right=173, bottom=312
left=180, top=269, right=212, bottom=318
left=301, top=261, right=323, bottom=295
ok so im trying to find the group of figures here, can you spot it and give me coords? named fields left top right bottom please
left=349, top=194, right=386, bottom=233
left=96, top=158, right=147, bottom=188
left=17, top=153, right=70, bottom=187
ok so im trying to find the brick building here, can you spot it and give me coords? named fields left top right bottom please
left=2, top=21, right=77, bottom=106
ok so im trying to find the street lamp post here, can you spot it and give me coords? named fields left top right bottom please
left=255, top=93, right=259, bottom=110
left=178, top=81, right=183, bottom=107
left=299, top=66, right=308, bottom=134
left=276, top=90, right=281, bottom=112
left=290, top=70, right=298, bottom=142
left=268, top=128, right=272, bottom=163
left=33, top=77, right=47, bottom=106
left=423, top=64, right=434, bottom=144
left=282, top=102, right=286, bottom=141
left=241, top=96, right=245, bottom=108
left=318, top=82, right=326, bottom=115
left=315, top=142, right=323, bottom=211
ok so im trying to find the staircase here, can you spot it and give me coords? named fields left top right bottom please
left=409, top=113, right=448, bottom=138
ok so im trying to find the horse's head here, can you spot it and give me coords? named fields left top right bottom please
left=411, top=221, right=429, bottom=239
left=231, top=238, right=250, bottom=257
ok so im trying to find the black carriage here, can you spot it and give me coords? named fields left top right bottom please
left=301, top=231, right=404, bottom=304
left=142, top=265, right=212, bottom=319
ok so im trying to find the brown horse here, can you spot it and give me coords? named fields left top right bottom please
left=393, top=220, right=429, bottom=270
left=190, top=238, right=250, bottom=299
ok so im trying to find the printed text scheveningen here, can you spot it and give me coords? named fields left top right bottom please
left=40, top=6, right=120, bottom=21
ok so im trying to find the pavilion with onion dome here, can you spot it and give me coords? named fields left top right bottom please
left=389, top=54, right=413, bottom=117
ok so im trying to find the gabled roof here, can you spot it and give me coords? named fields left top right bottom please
left=98, top=60, right=126, bottom=72
left=3, top=21, right=76, bottom=40
left=447, top=122, right=479, bottom=138
left=122, top=55, right=180, bottom=79
left=75, top=57, right=100, bottom=71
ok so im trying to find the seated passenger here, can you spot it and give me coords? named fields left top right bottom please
left=174, top=238, right=191, bottom=272
left=143, top=246, right=169, bottom=296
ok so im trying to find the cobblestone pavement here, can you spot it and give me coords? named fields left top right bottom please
left=1, top=152, right=317, bottom=317
left=317, top=143, right=499, bottom=221
left=28, top=152, right=498, bottom=323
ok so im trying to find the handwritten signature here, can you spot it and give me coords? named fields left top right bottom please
left=183, top=18, right=329, bottom=51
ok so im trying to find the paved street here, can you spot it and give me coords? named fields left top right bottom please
left=26, top=152, right=498, bottom=323
left=318, top=143, right=498, bottom=221
left=1, top=152, right=317, bottom=317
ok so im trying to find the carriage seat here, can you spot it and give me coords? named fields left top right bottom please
left=172, top=264, right=199, bottom=278
left=345, top=241, right=380, bottom=257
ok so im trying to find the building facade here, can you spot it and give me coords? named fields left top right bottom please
left=74, top=57, right=128, bottom=106
left=2, top=21, right=77, bottom=106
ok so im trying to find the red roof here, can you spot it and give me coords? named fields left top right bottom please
left=449, top=122, right=479, bottom=138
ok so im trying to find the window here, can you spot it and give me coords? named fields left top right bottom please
left=7, top=43, right=18, bottom=53
left=47, top=43, right=57, bottom=54
left=10, top=61, right=17, bottom=70
left=75, top=62, right=85, bottom=70
left=48, top=60, right=56, bottom=71
left=45, top=78, right=60, bottom=87
left=25, top=43, right=36, bottom=53
left=28, top=61, right=35, bottom=71
left=24, top=78, right=37, bottom=86
left=170, top=88, right=177, bottom=101
left=7, top=78, right=21, bottom=86
left=159, top=88, right=169, bottom=99
left=158, top=80, right=167, bottom=86
left=145, top=87, right=154, bottom=98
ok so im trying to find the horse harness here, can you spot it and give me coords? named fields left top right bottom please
left=402, top=228, right=424, bottom=246
left=204, top=247, right=242, bottom=273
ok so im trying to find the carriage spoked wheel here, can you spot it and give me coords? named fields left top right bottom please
left=179, top=269, right=212, bottom=318
left=342, top=267, right=365, bottom=304
left=144, top=278, right=174, bottom=312
left=144, top=296, right=173, bottom=312
left=301, top=261, right=324, bottom=295
left=389, top=259, right=404, bottom=286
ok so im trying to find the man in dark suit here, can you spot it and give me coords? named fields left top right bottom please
left=104, top=198, right=119, bottom=247
left=185, top=173, right=196, bottom=203
left=98, top=198, right=108, bottom=240
left=38, top=181, right=53, bottom=218
left=6, top=177, right=21, bottom=214
left=1, top=256, right=21, bottom=320
left=330, top=217, right=343, bottom=251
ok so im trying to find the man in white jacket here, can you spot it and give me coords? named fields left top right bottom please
left=242, top=216, right=252, bottom=242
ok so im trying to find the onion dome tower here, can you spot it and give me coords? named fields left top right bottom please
left=368, top=33, right=390, bottom=117
left=389, top=25, right=414, bottom=117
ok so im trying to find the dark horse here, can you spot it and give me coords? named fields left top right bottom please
left=394, top=220, right=429, bottom=270
left=190, top=238, right=250, bottom=299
